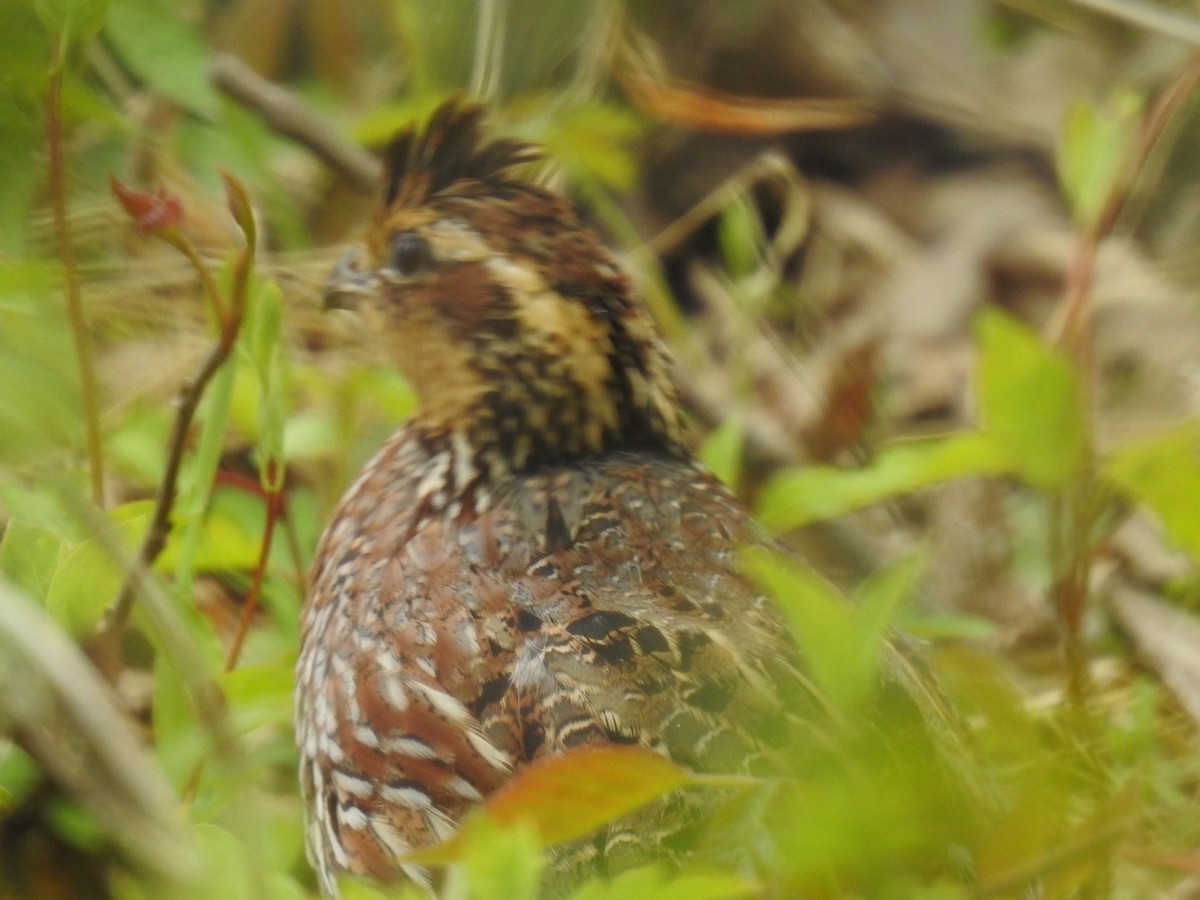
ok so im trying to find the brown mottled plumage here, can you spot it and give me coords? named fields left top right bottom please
left=294, top=100, right=814, bottom=897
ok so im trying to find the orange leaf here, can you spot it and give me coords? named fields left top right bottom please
left=616, top=43, right=873, bottom=136
left=406, top=745, right=690, bottom=865
left=219, top=170, right=257, bottom=246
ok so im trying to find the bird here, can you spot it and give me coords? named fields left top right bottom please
left=293, top=98, right=830, bottom=898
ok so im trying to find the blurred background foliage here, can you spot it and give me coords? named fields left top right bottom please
left=3, top=0, right=1200, bottom=897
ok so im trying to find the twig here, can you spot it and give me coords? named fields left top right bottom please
left=94, top=311, right=239, bottom=655
left=92, top=199, right=252, bottom=660
left=1051, top=49, right=1200, bottom=708
left=223, top=474, right=284, bottom=672
left=209, top=53, right=381, bottom=191
left=47, top=42, right=105, bottom=507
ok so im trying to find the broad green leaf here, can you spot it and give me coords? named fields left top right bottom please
left=407, top=746, right=690, bottom=864
left=742, top=547, right=903, bottom=711
left=0, top=518, right=64, bottom=603
left=539, top=102, right=644, bottom=191
left=178, top=824, right=261, bottom=900
left=976, top=310, right=1087, bottom=490
left=898, top=611, right=996, bottom=642
left=106, top=404, right=172, bottom=487
left=338, top=876, right=426, bottom=900
left=1105, top=422, right=1200, bottom=560
left=851, top=553, right=925, bottom=680
left=1057, top=90, right=1142, bottom=229
left=158, top=500, right=263, bottom=575
left=448, top=817, right=543, bottom=900
left=44, top=501, right=151, bottom=635
left=217, top=664, right=295, bottom=735
left=151, top=645, right=206, bottom=790
left=35, top=0, right=109, bottom=46
left=570, top=864, right=754, bottom=900
left=0, top=289, right=84, bottom=464
left=104, top=0, right=218, bottom=117
left=757, top=431, right=1007, bottom=531
left=699, top=416, right=745, bottom=495
left=281, top=409, right=342, bottom=462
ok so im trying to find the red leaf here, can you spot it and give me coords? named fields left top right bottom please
left=109, top=175, right=184, bottom=236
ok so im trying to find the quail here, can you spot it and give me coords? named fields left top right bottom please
left=294, top=99, right=821, bottom=897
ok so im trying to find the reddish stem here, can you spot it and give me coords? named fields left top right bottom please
left=224, top=468, right=284, bottom=672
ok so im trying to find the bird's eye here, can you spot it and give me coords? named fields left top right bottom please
left=388, top=231, right=433, bottom=276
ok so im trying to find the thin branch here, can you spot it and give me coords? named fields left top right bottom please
left=208, top=53, right=381, bottom=191
left=101, top=334, right=233, bottom=635
left=223, top=476, right=283, bottom=672
left=48, top=42, right=105, bottom=507
left=1051, top=48, right=1200, bottom=709
left=94, top=236, right=244, bottom=651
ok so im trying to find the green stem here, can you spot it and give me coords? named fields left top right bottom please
left=47, top=42, right=105, bottom=507
left=1052, top=49, right=1200, bottom=710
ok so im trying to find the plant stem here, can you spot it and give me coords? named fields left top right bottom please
left=224, top=475, right=284, bottom=672
left=93, top=236, right=244, bottom=658
left=47, top=43, right=105, bottom=507
left=1051, top=49, right=1200, bottom=705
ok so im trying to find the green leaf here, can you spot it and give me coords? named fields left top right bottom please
left=173, top=351, right=237, bottom=586
left=104, top=0, right=218, bottom=117
left=245, top=279, right=287, bottom=489
left=177, top=824, right=260, bottom=900
left=570, top=864, right=754, bottom=900
left=717, top=194, right=763, bottom=280
left=337, top=876, right=426, bottom=900
left=698, top=417, right=745, bottom=495
left=540, top=102, right=645, bottom=191
left=152, top=654, right=206, bottom=792
left=757, top=432, right=1007, bottom=531
left=742, top=547, right=902, bottom=712
left=0, top=470, right=92, bottom=543
left=450, top=817, right=543, bottom=900
left=0, top=94, right=45, bottom=256
left=407, top=746, right=690, bottom=865
left=1105, top=422, right=1200, bottom=560
left=976, top=309, right=1087, bottom=490
left=217, top=664, right=295, bottom=735
left=44, top=501, right=151, bottom=635
left=159, top=488, right=268, bottom=575
left=35, top=0, right=110, bottom=46
left=852, top=553, right=924, bottom=666
left=0, top=518, right=64, bottom=603
left=1057, top=90, right=1142, bottom=229
left=898, top=611, right=997, bottom=642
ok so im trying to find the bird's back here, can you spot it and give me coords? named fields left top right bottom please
left=296, top=432, right=809, bottom=894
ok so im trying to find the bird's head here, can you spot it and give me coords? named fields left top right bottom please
left=326, top=100, right=684, bottom=477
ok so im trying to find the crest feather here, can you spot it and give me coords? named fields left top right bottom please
left=381, top=98, right=541, bottom=210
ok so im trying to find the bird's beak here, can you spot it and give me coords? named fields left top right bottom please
left=324, top=249, right=374, bottom=310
